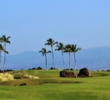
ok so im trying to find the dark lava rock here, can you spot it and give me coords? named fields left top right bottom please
left=60, top=70, right=77, bottom=78
left=77, top=68, right=91, bottom=77
left=31, top=67, right=37, bottom=70
left=29, top=66, right=42, bottom=70
left=107, top=70, right=110, bottom=72
left=19, top=83, right=27, bottom=86
left=37, top=66, right=42, bottom=70
left=50, top=67, right=56, bottom=70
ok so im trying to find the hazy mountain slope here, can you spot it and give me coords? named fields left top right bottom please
left=3, top=47, right=110, bottom=70
left=76, top=47, right=110, bottom=70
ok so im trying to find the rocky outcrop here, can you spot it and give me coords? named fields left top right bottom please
left=60, top=70, right=77, bottom=78
left=28, top=66, right=42, bottom=70
left=77, top=68, right=91, bottom=77
left=19, top=83, right=27, bottom=86
left=50, top=67, right=57, bottom=70
left=37, top=66, right=42, bottom=70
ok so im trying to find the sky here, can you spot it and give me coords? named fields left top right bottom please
left=0, top=0, right=110, bottom=55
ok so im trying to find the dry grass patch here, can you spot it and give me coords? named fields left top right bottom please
left=0, top=73, right=14, bottom=82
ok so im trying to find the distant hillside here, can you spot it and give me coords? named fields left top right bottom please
left=2, top=46, right=110, bottom=70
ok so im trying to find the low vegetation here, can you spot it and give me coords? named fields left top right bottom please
left=0, top=73, right=14, bottom=82
left=13, top=71, right=39, bottom=79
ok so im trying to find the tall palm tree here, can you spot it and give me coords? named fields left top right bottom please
left=39, top=48, right=51, bottom=70
left=55, top=42, right=66, bottom=69
left=0, top=44, right=8, bottom=71
left=0, top=35, right=10, bottom=70
left=45, top=38, right=58, bottom=67
left=64, top=44, right=72, bottom=70
left=71, top=44, right=82, bottom=70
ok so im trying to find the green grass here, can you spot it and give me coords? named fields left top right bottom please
left=0, top=70, right=110, bottom=100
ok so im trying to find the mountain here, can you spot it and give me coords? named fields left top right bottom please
left=1, top=46, right=110, bottom=70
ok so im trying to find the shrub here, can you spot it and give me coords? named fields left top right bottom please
left=0, top=73, right=14, bottom=82
left=14, top=72, right=39, bottom=79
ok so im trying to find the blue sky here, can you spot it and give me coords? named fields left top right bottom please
left=0, top=0, right=110, bottom=55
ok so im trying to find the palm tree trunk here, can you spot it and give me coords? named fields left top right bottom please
left=3, top=50, right=6, bottom=72
left=0, top=51, right=1, bottom=70
left=69, top=52, right=71, bottom=70
left=62, top=50, right=65, bottom=69
left=3, top=43, right=6, bottom=72
left=74, top=53, right=76, bottom=70
left=45, top=55, right=48, bottom=70
left=51, top=46, right=54, bottom=67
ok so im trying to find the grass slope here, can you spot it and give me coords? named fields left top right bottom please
left=0, top=70, right=110, bottom=100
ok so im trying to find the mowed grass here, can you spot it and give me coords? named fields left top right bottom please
left=0, top=70, right=110, bottom=100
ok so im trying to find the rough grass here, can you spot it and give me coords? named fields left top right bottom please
left=0, top=70, right=110, bottom=100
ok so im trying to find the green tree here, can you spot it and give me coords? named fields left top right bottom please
left=64, top=44, right=72, bottom=70
left=39, top=48, right=51, bottom=70
left=55, top=42, right=66, bottom=69
left=0, top=35, right=10, bottom=70
left=71, top=44, right=82, bottom=70
left=45, top=38, right=58, bottom=67
left=0, top=44, right=8, bottom=71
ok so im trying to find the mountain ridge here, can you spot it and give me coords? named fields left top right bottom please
left=2, top=46, right=110, bottom=70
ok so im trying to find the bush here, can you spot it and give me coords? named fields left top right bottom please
left=14, top=72, right=24, bottom=79
left=14, top=72, right=39, bottom=79
left=0, top=73, right=14, bottom=82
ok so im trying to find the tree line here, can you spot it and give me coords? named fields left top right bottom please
left=0, top=35, right=10, bottom=71
left=39, top=38, right=81, bottom=70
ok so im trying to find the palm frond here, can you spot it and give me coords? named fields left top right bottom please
left=4, top=51, right=8, bottom=54
left=7, top=36, right=11, bottom=40
left=47, top=50, right=52, bottom=53
left=39, top=50, right=43, bottom=53
left=0, top=35, right=11, bottom=44
left=55, top=42, right=65, bottom=51
left=45, top=38, right=58, bottom=47
left=7, top=40, right=10, bottom=44
left=53, top=41, right=58, bottom=45
left=71, top=44, right=82, bottom=53
left=45, top=43, right=50, bottom=45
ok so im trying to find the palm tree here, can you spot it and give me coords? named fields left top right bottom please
left=0, top=35, right=10, bottom=70
left=39, top=48, right=51, bottom=70
left=71, top=44, right=82, bottom=70
left=55, top=42, right=66, bottom=69
left=0, top=44, right=8, bottom=71
left=64, top=44, right=72, bottom=70
left=45, top=38, right=58, bottom=67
